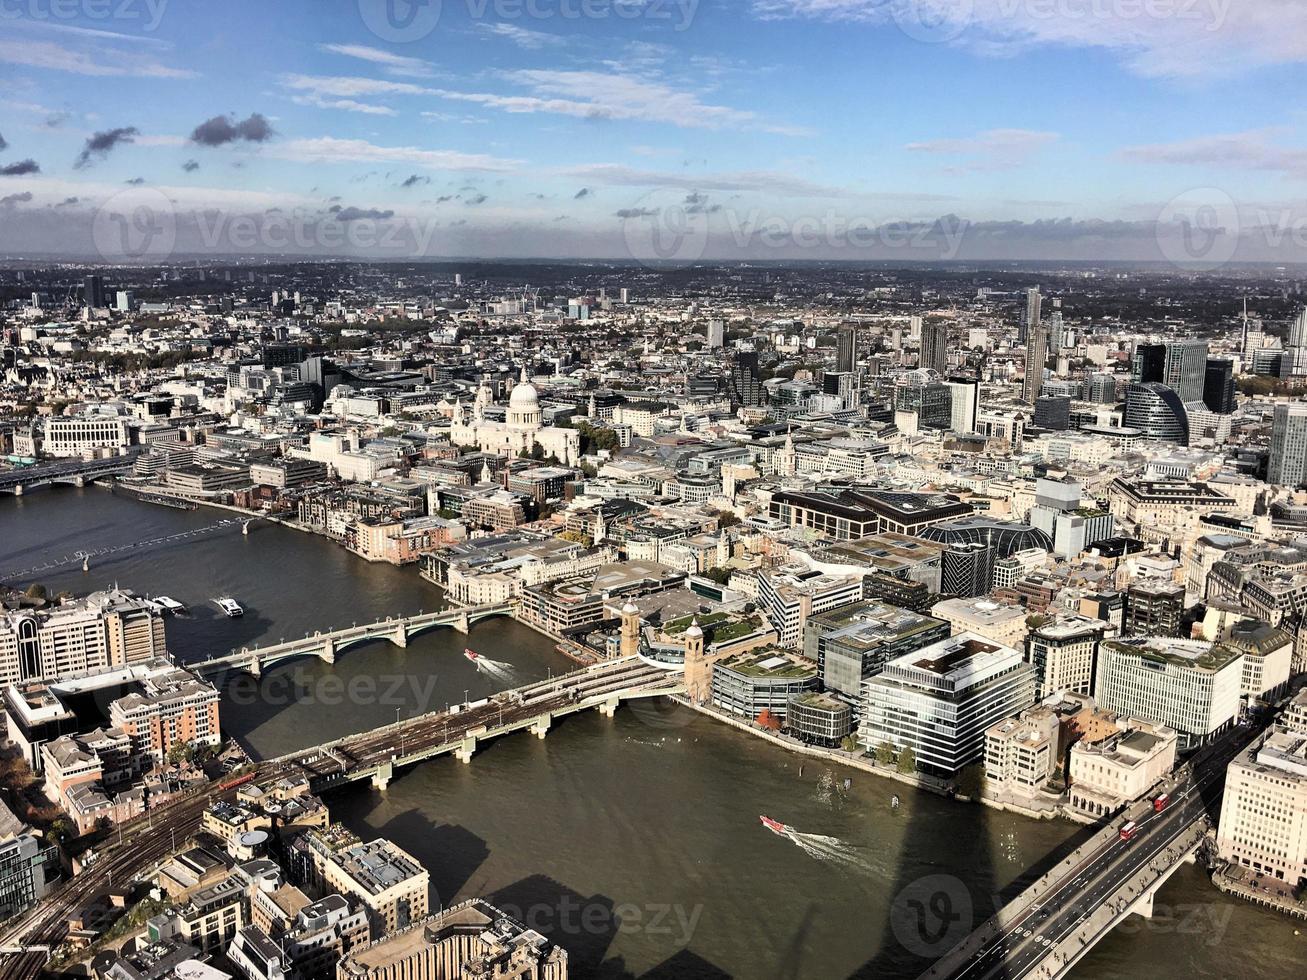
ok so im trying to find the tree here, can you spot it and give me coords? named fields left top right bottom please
left=23, top=583, right=47, bottom=601
left=956, top=763, right=986, bottom=800
left=714, top=510, right=741, bottom=528
left=896, top=746, right=917, bottom=775
left=840, top=735, right=859, bottom=753
left=756, top=709, right=782, bottom=731
left=875, top=741, right=895, bottom=765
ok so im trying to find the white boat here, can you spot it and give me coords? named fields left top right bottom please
left=152, top=596, right=188, bottom=615
left=215, top=597, right=244, bottom=618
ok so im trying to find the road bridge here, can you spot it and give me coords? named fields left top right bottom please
left=920, top=729, right=1252, bottom=980
left=191, top=603, right=515, bottom=677
left=0, top=454, right=137, bottom=496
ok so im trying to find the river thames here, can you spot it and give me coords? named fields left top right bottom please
left=1, top=488, right=1301, bottom=978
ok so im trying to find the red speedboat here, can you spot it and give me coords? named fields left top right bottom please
left=464, top=648, right=480, bottom=663
left=759, top=815, right=788, bottom=836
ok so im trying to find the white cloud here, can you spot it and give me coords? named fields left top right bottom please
left=270, top=136, right=520, bottom=173
left=318, top=44, right=436, bottom=77
left=290, top=95, right=399, bottom=117
left=750, top=0, right=1307, bottom=79
left=433, top=70, right=809, bottom=135
left=1121, top=129, right=1307, bottom=177
left=560, top=163, right=846, bottom=197
left=474, top=24, right=567, bottom=50
left=906, top=128, right=1059, bottom=172
left=280, top=74, right=433, bottom=98
left=0, top=39, right=194, bottom=78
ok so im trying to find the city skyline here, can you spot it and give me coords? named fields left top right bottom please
left=4, top=2, right=1307, bottom=261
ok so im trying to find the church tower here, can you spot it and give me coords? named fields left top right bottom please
left=776, top=428, right=797, bottom=477
left=620, top=600, right=641, bottom=659
left=683, top=618, right=709, bottom=703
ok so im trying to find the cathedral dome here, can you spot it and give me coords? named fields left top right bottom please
left=508, top=381, right=540, bottom=411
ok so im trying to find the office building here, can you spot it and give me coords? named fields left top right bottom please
left=1023, top=321, right=1047, bottom=404
left=305, top=834, right=428, bottom=935
left=1025, top=615, right=1107, bottom=699
left=1123, top=383, right=1189, bottom=445
left=920, top=319, right=947, bottom=376
left=1022, top=287, right=1042, bottom=343
left=710, top=648, right=819, bottom=721
left=1027, top=477, right=1115, bottom=560
left=945, top=376, right=980, bottom=433
left=729, top=351, right=763, bottom=407
left=706, top=319, right=724, bottom=350
left=1203, top=359, right=1236, bottom=414
left=930, top=597, right=1029, bottom=649
left=1068, top=717, right=1179, bottom=817
left=1095, top=637, right=1243, bottom=749
left=1032, top=396, right=1070, bottom=430
left=0, top=833, right=56, bottom=922
left=785, top=691, right=853, bottom=747
left=1268, top=402, right=1307, bottom=488
left=1123, top=579, right=1185, bottom=638
left=84, top=274, right=107, bottom=310
left=836, top=325, right=857, bottom=373
left=1133, top=340, right=1208, bottom=403
left=802, top=601, right=950, bottom=698
left=336, top=899, right=568, bottom=980
left=859, top=632, right=1036, bottom=777
left=0, top=589, right=168, bottom=686
left=769, top=487, right=973, bottom=541
left=757, top=566, right=863, bottom=648
left=1217, top=730, right=1307, bottom=889
left=984, top=706, right=1058, bottom=796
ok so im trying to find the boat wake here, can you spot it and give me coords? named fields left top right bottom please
left=780, top=828, right=874, bottom=874
left=472, top=656, right=517, bottom=681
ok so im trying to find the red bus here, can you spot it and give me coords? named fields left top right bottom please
left=1120, top=821, right=1140, bottom=842
left=1153, top=793, right=1170, bottom=812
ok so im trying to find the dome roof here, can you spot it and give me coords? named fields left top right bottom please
left=684, top=617, right=703, bottom=638
left=621, top=600, right=640, bottom=616
left=509, top=381, right=540, bottom=411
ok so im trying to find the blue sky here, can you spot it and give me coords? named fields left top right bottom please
left=2, top=0, right=1306, bottom=261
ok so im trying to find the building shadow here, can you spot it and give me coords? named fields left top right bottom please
left=848, top=792, right=1009, bottom=980
left=488, top=873, right=622, bottom=978
left=374, top=810, right=490, bottom=903
left=639, top=948, right=732, bottom=980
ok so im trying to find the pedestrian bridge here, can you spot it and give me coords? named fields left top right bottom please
left=192, top=603, right=515, bottom=677
left=261, top=655, right=686, bottom=792
left=0, top=454, right=138, bottom=495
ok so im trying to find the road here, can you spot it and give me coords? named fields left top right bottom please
left=939, top=727, right=1253, bottom=980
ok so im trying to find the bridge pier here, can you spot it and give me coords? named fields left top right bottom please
left=452, top=610, right=470, bottom=635
left=247, top=655, right=261, bottom=679
left=12, top=484, right=21, bottom=496
left=74, top=475, right=86, bottom=488
left=597, top=696, right=620, bottom=718
left=392, top=622, right=408, bottom=648
left=372, top=761, right=393, bottom=791
left=320, top=637, right=336, bottom=665
left=455, top=735, right=477, bottom=763
left=530, top=713, right=552, bottom=739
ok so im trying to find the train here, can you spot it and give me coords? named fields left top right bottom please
left=218, top=772, right=256, bottom=792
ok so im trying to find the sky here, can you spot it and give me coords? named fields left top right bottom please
left=2, top=0, right=1307, bottom=263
